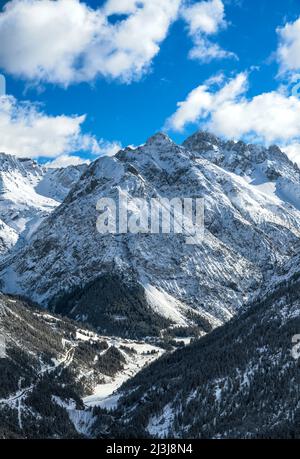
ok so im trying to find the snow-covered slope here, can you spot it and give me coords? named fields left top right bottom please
left=100, top=259, right=300, bottom=439
left=0, top=293, right=162, bottom=438
left=0, top=153, right=86, bottom=256
left=183, top=131, right=300, bottom=211
left=2, top=133, right=300, bottom=337
left=36, top=165, right=88, bottom=202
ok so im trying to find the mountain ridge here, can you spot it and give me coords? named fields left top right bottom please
left=1, top=131, right=300, bottom=339
left=0, top=152, right=87, bottom=256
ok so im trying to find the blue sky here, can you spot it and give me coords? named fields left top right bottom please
left=0, top=0, right=300, bottom=167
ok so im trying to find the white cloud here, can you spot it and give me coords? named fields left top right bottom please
left=166, top=72, right=300, bottom=146
left=0, top=95, right=119, bottom=159
left=0, top=0, right=181, bottom=85
left=188, top=36, right=236, bottom=62
left=166, top=84, right=212, bottom=132
left=0, top=0, right=235, bottom=84
left=181, top=0, right=226, bottom=35
left=181, top=0, right=235, bottom=62
left=46, top=155, right=90, bottom=169
left=166, top=72, right=247, bottom=131
left=210, top=89, right=300, bottom=143
left=92, top=139, right=122, bottom=157
left=282, top=143, right=300, bottom=167
left=277, top=17, right=300, bottom=75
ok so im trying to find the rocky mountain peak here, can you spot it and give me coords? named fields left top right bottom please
left=146, top=132, right=173, bottom=146
left=0, top=152, right=43, bottom=177
left=183, top=130, right=222, bottom=151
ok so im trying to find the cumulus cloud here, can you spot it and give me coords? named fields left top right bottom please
left=181, top=0, right=226, bottom=35
left=0, top=0, right=181, bottom=85
left=181, top=0, right=235, bottom=62
left=166, top=72, right=247, bottom=131
left=277, top=17, right=300, bottom=75
left=166, top=72, right=300, bottom=146
left=92, top=139, right=122, bottom=157
left=188, top=36, right=236, bottom=62
left=0, top=95, right=120, bottom=158
left=282, top=143, right=300, bottom=167
left=46, top=155, right=90, bottom=169
left=0, top=0, right=236, bottom=85
left=209, top=89, right=300, bottom=144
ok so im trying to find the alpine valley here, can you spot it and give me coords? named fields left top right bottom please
left=0, top=131, right=300, bottom=438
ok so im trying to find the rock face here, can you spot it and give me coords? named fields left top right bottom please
left=0, top=152, right=86, bottom=257
left=1, top=132, right=300, bottom=337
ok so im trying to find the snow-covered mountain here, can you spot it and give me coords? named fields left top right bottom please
left=183, top=131, right=300, bottom=212
left=97, top=255, right=300, bottom=439
left=1, top=133, right=300, bottom=338
left=1, top=131, right=300, bottom=439
left=0, top=153, right=86, bottom=256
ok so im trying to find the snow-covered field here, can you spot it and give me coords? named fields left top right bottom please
left=83, top=339, right=164, bottom=409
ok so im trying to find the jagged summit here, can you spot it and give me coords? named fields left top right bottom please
left=183, top=131, right=300, bottom=209
left=0, top=151, right=43, bottom=177
left=183, top=130, right=294, bottom=169
left=146, top=132, right=173, bottom=146
left=116, top=131, right=189, bottom=175
left=183, top=130, right=222, bottom=150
